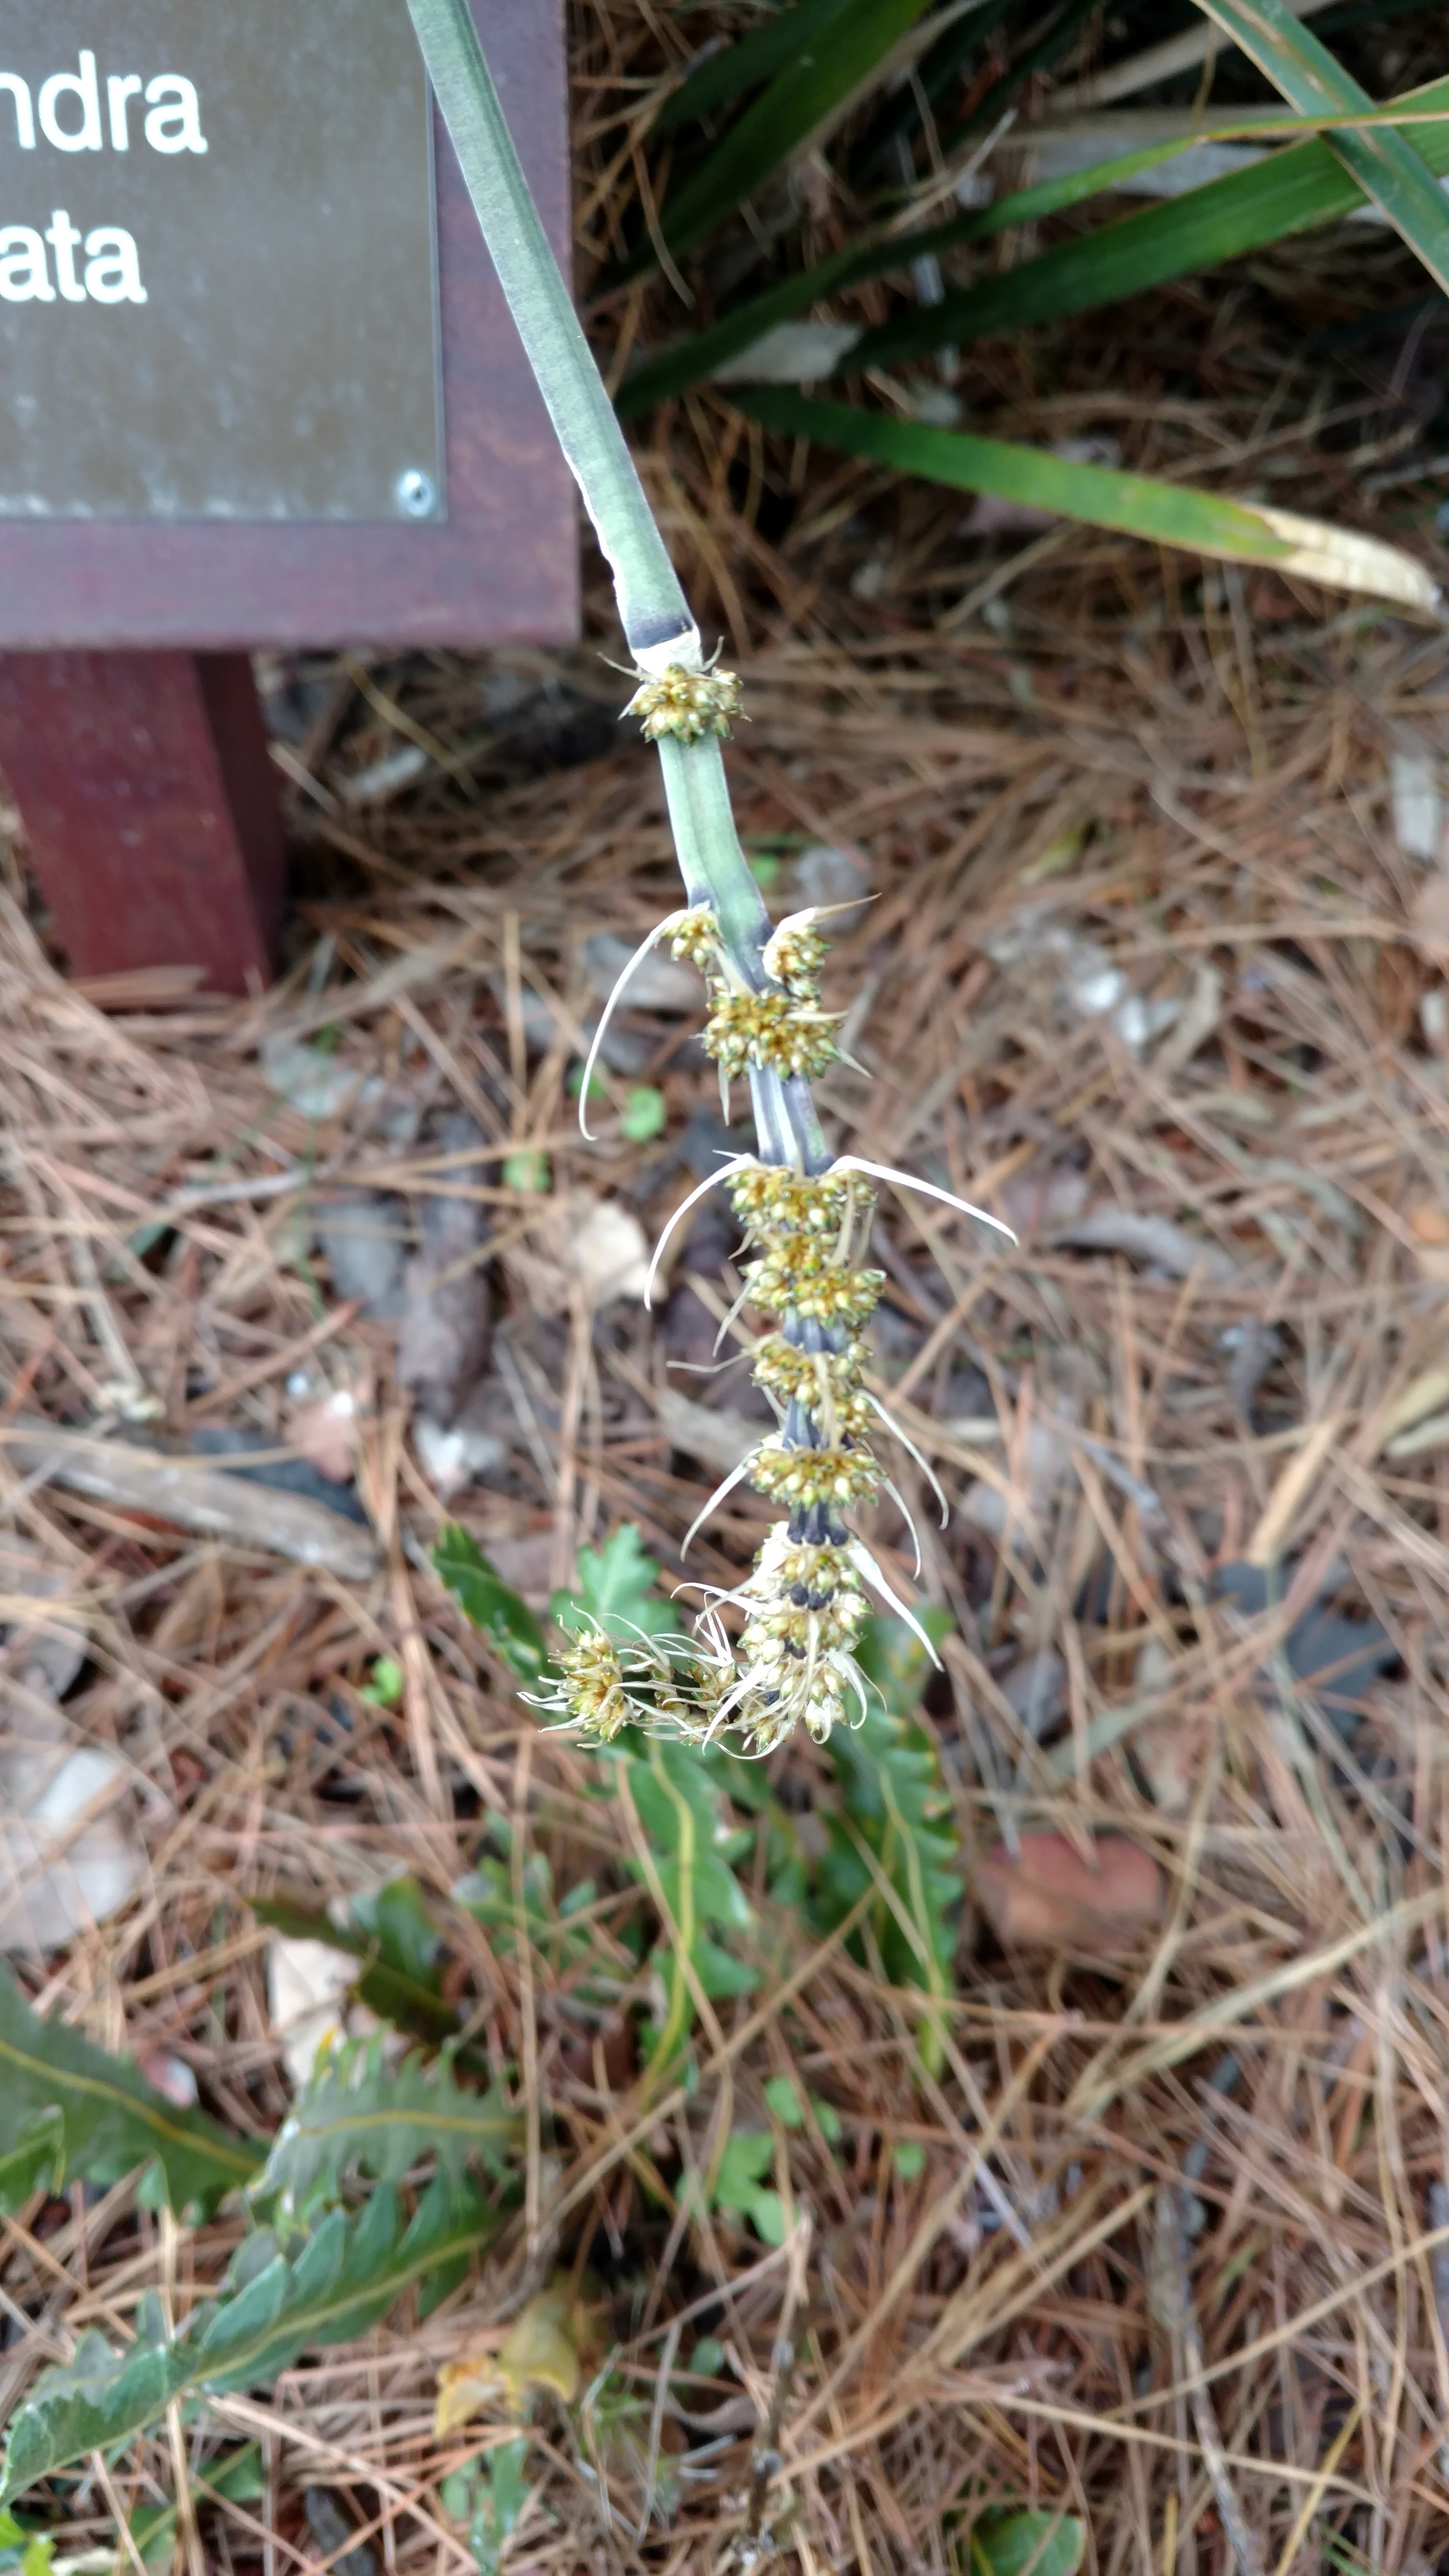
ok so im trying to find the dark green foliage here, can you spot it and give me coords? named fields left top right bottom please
left=653, top=0, right=858, bottom=136
left=251, top=2036, right=518, bottom=2220
left=616, top=135, right=1224, bottom=416
left=433, top=1524, right=549, bottom=1680
left=849, top=0, right=1016, bottom=183
left=615, top=0, right=937, bottom=278
left=0, top=1971, right=260, bottom=2219
left=817, top=1613, right=959, bottom=2074
left=849, top=75, right=1449, bottom=373
left=0, top=2178, right=499, bottom=2502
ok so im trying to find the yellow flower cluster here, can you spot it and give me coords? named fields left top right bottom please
left=704, top=989, right=839, bottom=1082
left=559, top=903, right=897, bottom=1753
left=625, top=663, right=744, bottom=744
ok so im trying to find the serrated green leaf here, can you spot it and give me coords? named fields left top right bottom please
left=632, top=0, right=938, bottom=276
left=847, top=72, right=1449, bottom=373
left=560, top=1525, right=680, bottom=1638
left=433, top=1525, right=549, bottom=1681
left=252, top=2036, right=518, bottom=2218
left=0, top=2109, right=63, bottom=2217
left=970, top=2509, right=1085, bottom=2576
left=1190, top=0, right=1449, bottom=295
left=0, top=2177, right=498, bottom=2504
left=0, top=1973, right=259, bottom=2218
left=729, top=388, right=1439, bottom=610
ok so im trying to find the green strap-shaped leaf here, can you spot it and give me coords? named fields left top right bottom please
left=653, top=0, right=859, bottom=136
left=849, top=72, right=1449, bottom=372
left=252, top=2036, right=518, bottom=2218
left=728, top=386, right=1440, bottom=609
left=1190, top=0, right=1449, bottom=295
left=630, top=0, right=939, bottom=277
left=0, top=2178, right=497, bottom=2503
left=0, top=1973, right=259, bottom=2217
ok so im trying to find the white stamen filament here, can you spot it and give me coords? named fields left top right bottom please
left=866, top=1388, right=951, bottom=1528
left=846, top=1538, right=943, bottom=1668
left=577, top=909, right=689, bottom=1140
left=833, top=1156, right=1018, bottom=1245
left=643, top=1153, right=754, bottom=1307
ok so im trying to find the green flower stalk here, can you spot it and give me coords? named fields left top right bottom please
left=404, top=0, right=1014, bottom=1751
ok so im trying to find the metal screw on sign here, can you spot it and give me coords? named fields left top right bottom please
left=396, top=467, right=439, bottom=517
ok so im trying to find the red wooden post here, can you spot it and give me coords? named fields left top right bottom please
left=0, top=0, right=575, bottom=993
left=0, top=651, right=284, bottom=994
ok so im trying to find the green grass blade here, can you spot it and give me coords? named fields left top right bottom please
left=1191, top=0, right=1449, bottom=294
left=730, top=387, right=1441, bottom=608
left=848, top=72, right=1449, bottom=370
left=616, top=135, right=1248, bottom=415
left=654, top=0, right=859, bottom=136
left=636, top=0, right=939, bottom=275
left=0, top=1972, right=260, bottom=2217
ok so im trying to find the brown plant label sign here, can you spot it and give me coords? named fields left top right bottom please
left=0, top=0, right=444, bottom=521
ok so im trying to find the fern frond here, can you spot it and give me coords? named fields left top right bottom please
left=0, top=1972, right=260, bottom=2218
left=0, top=2176, right=498, bottom=2503
left=253, top=2036, right=518, bottom=2219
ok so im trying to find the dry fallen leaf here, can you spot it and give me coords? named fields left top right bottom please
left=435, top=2286, right=584, bottom=2434
left=266, top=1935, right=354, bottom=2090
left=972, top=1832, right=1165, bottom=1954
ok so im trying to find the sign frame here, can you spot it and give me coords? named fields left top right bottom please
left=0, top=0, right=578, bottom=649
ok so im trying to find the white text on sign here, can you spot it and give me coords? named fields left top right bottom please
left=0, top=50, right=206, bottom=305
